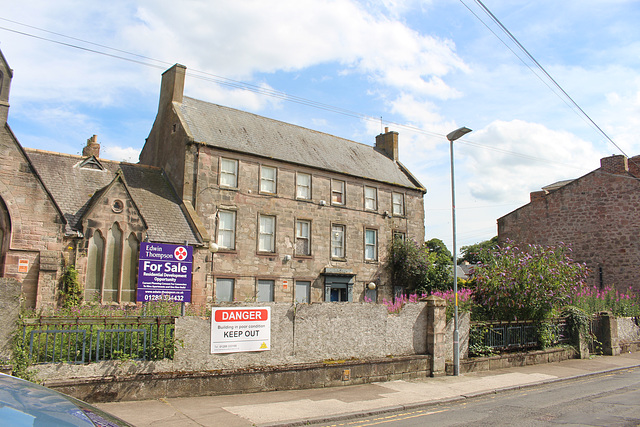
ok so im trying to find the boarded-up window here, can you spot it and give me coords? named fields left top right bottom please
left=104, top=224, right=123, bottom=302
left=121, top=233, right=139, bottom=303
left=86, top=231, right=104, bottom=301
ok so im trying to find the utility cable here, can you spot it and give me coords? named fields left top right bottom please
left=461, top=0, right=630, bottom=161
left=0, top=17, right=595, bottom=172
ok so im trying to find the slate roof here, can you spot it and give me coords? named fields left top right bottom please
left=179, top=97, right=424, bottom=191
left=25, top=149, right=201, bottom=245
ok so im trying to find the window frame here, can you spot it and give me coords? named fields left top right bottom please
left=215, top=277, right=235, bottom=302
left=258, top=214, right=276, bottom=253
left=364, top=186, right=377, bottom=211
left=331, top=179, right=345, bottom=206
left=217, top=209, right=237, bottom=250
left=296, top=172, right=312, bottom=200
left=392, top=192, right=405, bottom=216
left=295, top=280, right=311, bottom=304
left=364, top=228, right=378, bottom=261
left=393, top=230, right=406, bottom=242
left=257, top=279, right=275, bottom=302
left=295, top=219, right=311, bottom=257
left=219, top=158, right=238, bottom=188
left=331, top=223, right=346, bottom=260
left=259, top=165, right=277, bottom=194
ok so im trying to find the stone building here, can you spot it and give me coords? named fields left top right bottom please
left=498, top=154, right=640, bottom=292
left=139, top=64, right=426, bottom=304
left=0, top=51, right=65, bottom=308
left=0, top=51, right=202, bottom=309
left=0, top=51, right=426, bottom=308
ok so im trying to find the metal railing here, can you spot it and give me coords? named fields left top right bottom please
left=470, top=318, right=569, bottom=352
left=21, top=316, right=177, bottom=364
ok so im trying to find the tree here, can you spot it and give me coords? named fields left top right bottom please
left=459, top=236, right=498, bottom=265
left=389, top=238, right=453, bottom=295
left=424, top=238, right=452, bottom=261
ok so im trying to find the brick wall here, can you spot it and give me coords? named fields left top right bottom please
left=498, top=168, right=640, bottom=292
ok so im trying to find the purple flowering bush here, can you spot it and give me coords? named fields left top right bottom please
left=469, top=240, right=589, bottom=321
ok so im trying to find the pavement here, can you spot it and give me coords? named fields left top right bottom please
left=95, top=351, right=640, bottom=427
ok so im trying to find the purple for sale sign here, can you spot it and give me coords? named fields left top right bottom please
left=137, top=242, right=193, bottom=303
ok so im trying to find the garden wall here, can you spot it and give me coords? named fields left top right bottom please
left=617, top=316, right=640, bottom=353
left=35, top=299, right=447, bottom=401
left=0, top=278, right=21, bottom=360
left=445, top=312, right=470, bottom=360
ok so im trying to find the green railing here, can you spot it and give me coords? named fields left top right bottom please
left=470, top=318, right=569, bottom=353
left=21, top=316, right=177, bottom=364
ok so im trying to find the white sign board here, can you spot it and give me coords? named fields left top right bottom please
left=211, top=307, right=271, bottom=353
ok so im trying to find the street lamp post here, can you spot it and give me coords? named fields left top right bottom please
left=446, top=126, right=472, bottom=377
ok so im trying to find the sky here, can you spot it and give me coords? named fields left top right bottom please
left=1, top=0, right=639, bottom=253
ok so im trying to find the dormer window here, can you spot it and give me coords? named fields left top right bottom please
left=78, top=156, right=105, bottom=171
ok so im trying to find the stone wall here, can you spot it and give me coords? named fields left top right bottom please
left=617, top=317, right=640, bottom=353
left=37, top=301, right=435, bottom=381
left=618, top=317, right=640, bottom=342
left=195, top=144, right=425, bottom=304
left=0, top=124, right=64, bottom=308
left=445, top=311, right=470, bottom=360
left=0, top=278, right=21, bottom=360
left=498, top=168, right=640, bottom=293
left=34, top=300, right=444, bottom=401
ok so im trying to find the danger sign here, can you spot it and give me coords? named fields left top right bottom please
left=215, top=309, right=268, bottom=322
left=211, top=307, right=271, bottom=354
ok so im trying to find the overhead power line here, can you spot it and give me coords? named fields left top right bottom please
left=0, top=16, right=594, bottom=171
left=460, top=0, right=628, bottom=159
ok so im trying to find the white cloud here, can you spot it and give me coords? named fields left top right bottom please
left=461, top=120, right=600, bottom=203
left=128, top=0, right=466, bottom=98
left=102, top=145, right=140, bottom=163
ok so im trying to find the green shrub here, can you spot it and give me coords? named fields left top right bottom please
left=389, top=238, right=453, bottom=294
left=59, top=265, right=83, bottom=308
left=469, top=240, right=589, bottom=321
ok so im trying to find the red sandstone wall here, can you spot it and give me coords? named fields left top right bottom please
left=498, top=170, right=640, bottom=293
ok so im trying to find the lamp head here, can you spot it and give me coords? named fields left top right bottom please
left=446, top=127, right=472, bottom=142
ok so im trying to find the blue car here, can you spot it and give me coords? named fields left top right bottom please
left=0, top=373, right=132, bottom=426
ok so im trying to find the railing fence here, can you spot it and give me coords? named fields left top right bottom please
left=470, top=317, right=570, bottom=353
left=21, top=316, right=176, bottom=364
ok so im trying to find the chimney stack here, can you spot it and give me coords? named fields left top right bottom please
left=600, top=155, right=628, bottom=175
left=375, top=127, right=399, bottom=161
left=83, top=135, right=100, bottom=158
left=628, top=155, right=640, bottom=178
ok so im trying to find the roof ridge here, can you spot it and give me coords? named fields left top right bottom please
left=24, top=147, right=162, bottom=171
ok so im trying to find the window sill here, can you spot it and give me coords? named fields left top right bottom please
left=256, top=252, right=278, bottom=257
left=215, top=249, right=237, bottom=254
